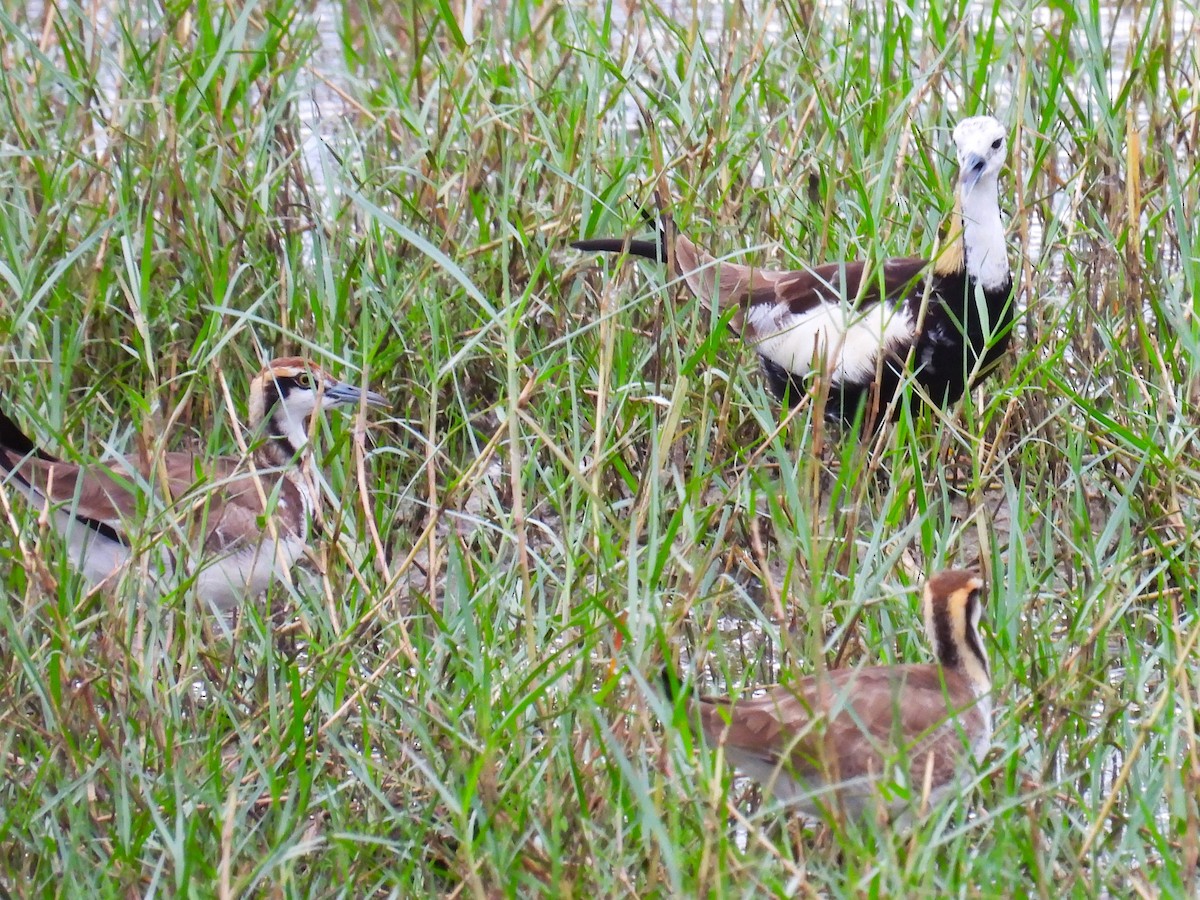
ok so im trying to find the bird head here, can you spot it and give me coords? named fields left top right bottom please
left=922, top=568, right=990, bottom=685
left=249, top=357, right=387, bottom=452
left=953, top=116, right=1007, bottom=196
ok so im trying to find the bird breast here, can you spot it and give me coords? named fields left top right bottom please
left=193, top=534, right=308, bottom=612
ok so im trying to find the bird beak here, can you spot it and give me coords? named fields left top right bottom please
left=960, top=154, right=987, bottom=195
left=323, top=382, right=389, bottom=409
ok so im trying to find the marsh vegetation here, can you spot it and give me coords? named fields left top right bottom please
left=0, top=0, right=1198, bottom=894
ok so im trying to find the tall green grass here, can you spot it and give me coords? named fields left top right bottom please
left=0, top=0, right=1197, bottom=894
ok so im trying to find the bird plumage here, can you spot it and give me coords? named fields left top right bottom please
left=672, top=569, right=992, bottom=819
left=0, top=357, right=387, bottom=612
left=573, top=116, right=1015, bottom=427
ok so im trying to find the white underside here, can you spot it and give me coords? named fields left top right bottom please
left=746, top=298, right=916, bottom=385
left=727, top=739, right=991, bottom=820
left=191, top=536, right=307, bottom=613
left=21, top=490, right=304, bottom=614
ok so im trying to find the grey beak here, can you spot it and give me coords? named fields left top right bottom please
left=960, top=154, right=987, bottom=195
left=324, top=382, right=389, bottom=409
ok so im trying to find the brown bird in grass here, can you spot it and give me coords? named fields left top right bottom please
left=668, top=569, right=992, bottom=819
left=573, top=117, right=1014, bottom=428
left=0, top=357, right=387, bottom=612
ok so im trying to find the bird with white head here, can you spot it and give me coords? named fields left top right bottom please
left=573, top=115, right=1015, bottom=429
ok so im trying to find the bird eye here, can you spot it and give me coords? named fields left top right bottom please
left=991, top=138, right=1002, bottom=150
left=295, top=372, right=311, bottom=389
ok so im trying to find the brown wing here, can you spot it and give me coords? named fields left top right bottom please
left=674, top=232, right=929, bottom=342
left=808, top=666, right=983, bottom=787
left=151, top=452, right=307, bottom=551
left=1, top=454, right=145, bottom=528
left=696, top=664, right=982, bottom=790
left=3, top=448, right=301, bottom=549
left=673, top=233, right=806, bottom=335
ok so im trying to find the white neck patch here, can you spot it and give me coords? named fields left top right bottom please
left=960, top=177, right=1009, bottom=291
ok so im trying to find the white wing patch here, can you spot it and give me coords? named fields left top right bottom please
left=11, top=471, right=307, bottom=613
left=57, top=510, right=133, bottom=583
left=2, top=475, right=133, bottom=584
left=745, top=300, right=917, bottom=385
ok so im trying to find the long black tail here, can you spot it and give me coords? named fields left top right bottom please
left=570, top=237, right=666, bottom=263
left=571, top=206, right=672, bottom=264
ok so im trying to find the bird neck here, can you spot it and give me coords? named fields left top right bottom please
left=253, top=409, right=311, bottom=471
left=932, top=190, right=966, bottom=277
left=932, top=177, right=1008, bottom=292
left=928, top=600, right=992, bottom=697
left=250, top=410, right=322, bottom=538
left=954, top=621, right=992, bottom=697
left=960, top=177, right=1008, bottom=290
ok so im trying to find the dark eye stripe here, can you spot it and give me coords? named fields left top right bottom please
left=266, top=374, right=310, bottom=408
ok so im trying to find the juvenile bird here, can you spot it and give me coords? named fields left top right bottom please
left=667, top=569, right=993, bottom=820
left=0, top=357, right=387, bottom=612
